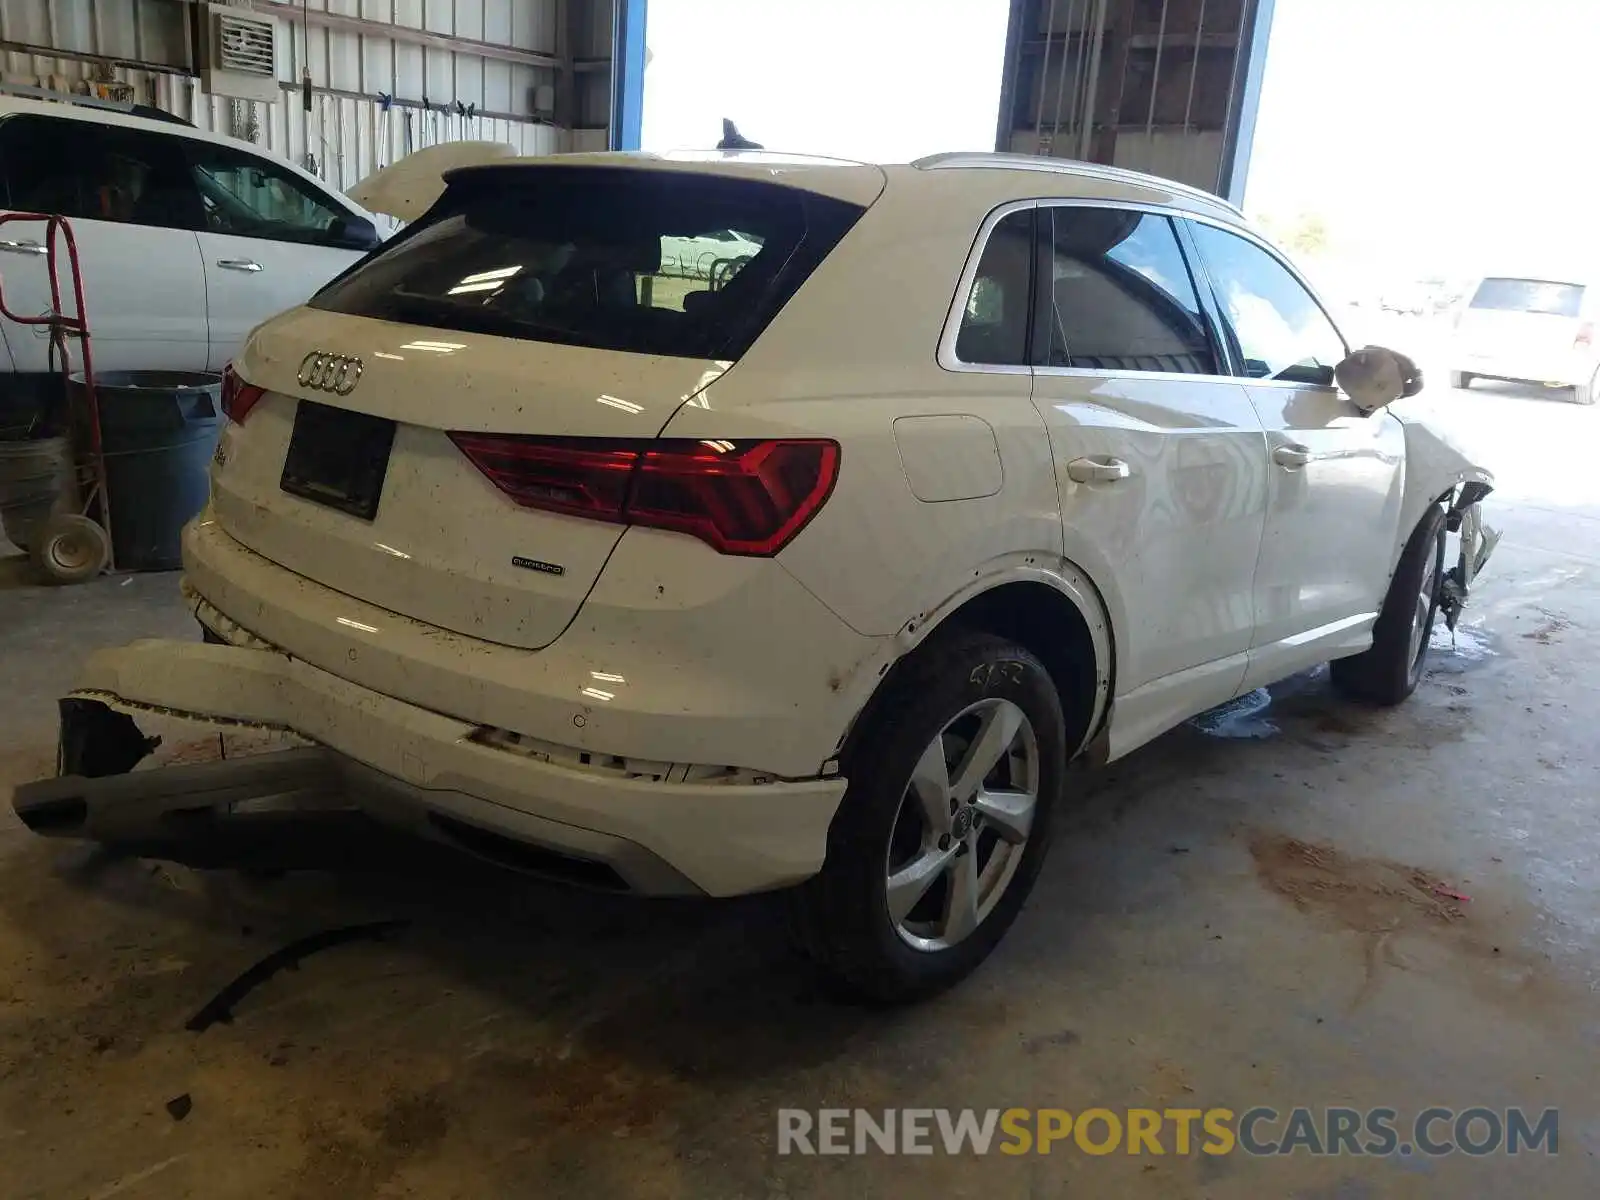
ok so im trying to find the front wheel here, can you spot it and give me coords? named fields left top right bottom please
left=791, top=630, right=1066, bottom=1003
left=1331, top=505, right=1447, bottom=705
left=1576, top=368, right=1599, bottom=406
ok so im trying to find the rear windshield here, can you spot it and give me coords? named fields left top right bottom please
left=311, top=166, right=865, bottom=360
left=1469, top=277, right=1585, bottom=317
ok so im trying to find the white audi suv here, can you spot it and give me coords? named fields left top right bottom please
left=15, top=151, right=1497, bottom=1001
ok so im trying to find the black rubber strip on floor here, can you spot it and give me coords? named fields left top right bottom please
left=185, top=919, right=410, bottom=1032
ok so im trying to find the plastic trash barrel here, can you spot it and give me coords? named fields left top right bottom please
left=0, top=434, right=76, bottom=552
left=75, top=371, right=223, bottom=572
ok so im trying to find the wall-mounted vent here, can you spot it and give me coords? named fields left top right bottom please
left=200, top=4, right=280, bottom=103
left=218, top=11, right=275, bottom=75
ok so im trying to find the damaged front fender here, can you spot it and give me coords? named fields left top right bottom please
left=1439, top=495, right=1500, bottom=633
left=1392, top=411, right=1499, bottom=632
left=1393, top=412, right=1494, bottom=539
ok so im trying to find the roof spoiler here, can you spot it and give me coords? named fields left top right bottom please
left=346, top=140, right=518, bottom=221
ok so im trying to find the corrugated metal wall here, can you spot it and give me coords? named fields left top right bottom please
left=995, top=0, right=1271, bottom=199
left=570, top=0, right=610, bottom=149
left=0, top=0, right=607, bottom=196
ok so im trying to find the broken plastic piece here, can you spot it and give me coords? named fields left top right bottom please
left=186, top=920, right=409, bottom=1032
left=58, top=697, right=159, bottom=777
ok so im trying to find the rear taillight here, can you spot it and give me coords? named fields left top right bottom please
left=630, top=439, right=840, bottom=555
left=445, top=434, right=639, bottom=521
left=220, top=363, right=265, bottom=424
left=449, top=434, right=840, bottom=556
left=1576, top=321, right=1594, bottom=348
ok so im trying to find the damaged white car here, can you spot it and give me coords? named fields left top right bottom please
left=12, top=151, right=1498, bottom=1002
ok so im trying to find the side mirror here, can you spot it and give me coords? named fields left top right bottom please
left=330, top=214, right=382, bottom=252
left=1334, top=345, right=1423, bottom=415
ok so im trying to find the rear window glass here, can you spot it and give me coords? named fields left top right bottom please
left=311, top=166, right=864, bottom=360
left=1469, top=277, right=1585, bottom=317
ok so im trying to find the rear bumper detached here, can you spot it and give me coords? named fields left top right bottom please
left=13, top=640, right=847, bottom=897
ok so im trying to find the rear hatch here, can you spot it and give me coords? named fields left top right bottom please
left=218, top=161, right=876, bottom=649
left=1457, top=277, right=1587, bottom=367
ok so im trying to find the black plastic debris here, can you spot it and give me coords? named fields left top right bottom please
left=186, top=920, right=409, bottom=1033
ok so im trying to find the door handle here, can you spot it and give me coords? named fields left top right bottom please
left=0, top=239, right=47, bottom=255
left=1066, top=456, right=1131, bottom=484
left=1273, top=444, right=1315, bottom=468
left=217, top=258, right=263, bottom=272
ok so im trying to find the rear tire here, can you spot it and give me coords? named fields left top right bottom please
left=791, top=629, right=1066, bottom=1003
left=1331, top=505, right=1447, bottom=705
left=1449, top=371, right=1473, bottom=390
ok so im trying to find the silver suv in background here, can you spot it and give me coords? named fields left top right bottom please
left=1450, top=275, right=1599, bottom=404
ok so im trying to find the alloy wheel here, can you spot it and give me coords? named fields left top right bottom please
left=884, top=697, right=1040, bottom=952
left=1409, top=542, right=1440, bottom=667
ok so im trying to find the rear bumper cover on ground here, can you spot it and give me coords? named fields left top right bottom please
left=13, top=640, right=848, bottom=897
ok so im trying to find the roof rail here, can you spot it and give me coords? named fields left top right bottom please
left=911, top=151, right=1244, bottom=217
left=0, top=82, right=194, bottom=127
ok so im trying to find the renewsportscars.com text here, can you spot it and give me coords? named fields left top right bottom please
left=777, top=1106, right=1558, bottom=1157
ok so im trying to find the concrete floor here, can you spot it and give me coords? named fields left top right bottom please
left=2, top=371, right=1598, bottom=1198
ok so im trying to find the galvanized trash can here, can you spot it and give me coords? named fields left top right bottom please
left=0, top=433, right=76, bottom=552
left=77, top=371, right=223, bottom=572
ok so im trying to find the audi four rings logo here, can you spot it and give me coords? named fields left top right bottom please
left=297, top=351, right=364, bottom=395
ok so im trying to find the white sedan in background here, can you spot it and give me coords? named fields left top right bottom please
left=1451, top=274, right=1600, bottom=403
left=15, top=150, right=1497, bottom=1003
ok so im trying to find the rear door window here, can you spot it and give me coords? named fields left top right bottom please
left=312, top=166, right=865, bottom=360
left=1036, top=207, right=1219, bottom=375
left=1469, top=277, right=1584, bottom=317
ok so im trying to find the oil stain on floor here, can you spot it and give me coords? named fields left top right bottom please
left=1246, top=831, right=1468, bottom=934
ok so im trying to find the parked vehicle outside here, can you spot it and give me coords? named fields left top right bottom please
left=14, top=151, right=1499, bottom=1002
left=1450, top=274, right=1600, bottom=403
